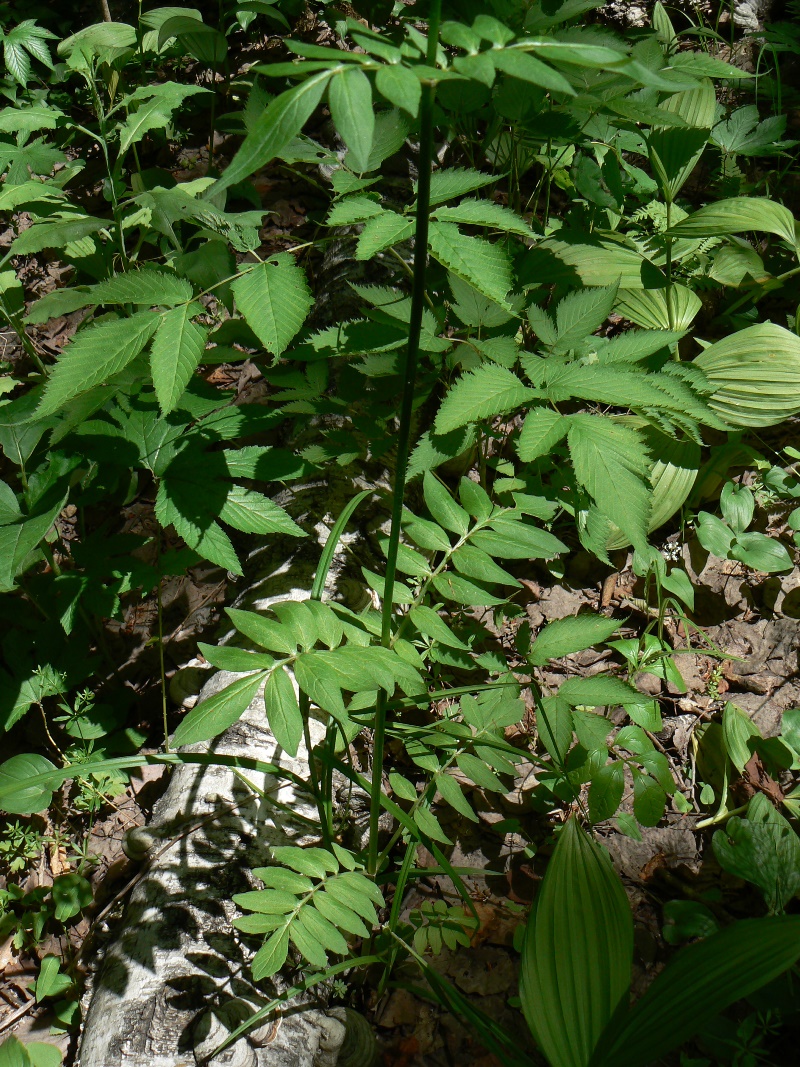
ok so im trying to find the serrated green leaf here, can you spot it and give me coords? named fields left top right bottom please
left=232, top=255, right=312, bottom=358
left=436, top=771, right=478, bottom=822
left=150, top=305, right=207, bottom=414
left=426, top=168, right=497, bottom=207
left=568, top=414, right=651, bottom=551
left=92, top=268, right=192, bottom=306
left=11, top=216, right=105, bottom=256
left=217, top=70, right=333, bottom=192
left=428, top=222, right=513, bottom=309
left=414, top=805, right=452, bottom=844
left=530, top=614, right=620, bottom=666
left=218, top=485, right=305, bottom=537
left=518, top=408, right=568, bottom=462
left=36, top=312, right=159, bottom=418
left=553, top=282, right=619, bottom=354
left=432, top=198, right=535, bottom=237
left=435, top=364, right=535, bottom=435
left=329, top=66, right=374, bottom=172
left=355, top=211, right=414, bottom=259
left=172, top=670, right=267, bottom=746
left=491, top=48, right=575, bottom=95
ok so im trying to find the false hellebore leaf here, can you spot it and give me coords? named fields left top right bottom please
left=520, top=817, right=633, bottom=1067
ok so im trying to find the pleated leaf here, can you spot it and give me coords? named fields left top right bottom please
left=231, top=255, right=313, bottom=358
left=520, top=817, right=633, bottom=1067
left=593, top=917, right=800, bottom=1067
left=668, top=197, right=796, bottom=245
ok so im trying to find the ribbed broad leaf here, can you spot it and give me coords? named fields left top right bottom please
left=529, top=615, right=620, bottom=666
left=36, top=312, right=158, bottom=418
left=150, top=305, right=207, bottom=415
left=520, top=817, right=633, bottom=1067
left=231, top=255, right=313, bottom=358
left=693, top=322, right=800, bottom=427
left=435, top=364, right=535, bottom=435
left=328, top=66, right=374, bottom=173
left=648, top=78, right=715, bottom=202
left=593, top=917, right=800, bottom=1067
left=616, top=284, right=700, bottom=330
left=428, top=222, right=513, bottom=309
left=668, top=197, right=796, bottom=244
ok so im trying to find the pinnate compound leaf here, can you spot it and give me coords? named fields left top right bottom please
left=232, top=256, right=313, bottom=358
left=593, top=917, right=800, bottom=1067
left=216, top=70, right=333, bottom=192
left=36, top=312, right=159, bottom=418
left=428, top=222, right=513, bottom=309
left=520, top=818, right=633, bottom=1067
left=150, top=306, right=207, bottom=415
left=263, top=666, right=302, bottom=757
left=435, top=364, right=535, bottom=435
left=328, top=66, right=374, bottom=173
left=172, top=670, right=268, bottom=746
left=530, top=614, right=620, bottom=666
left=567, top=415, right=651, bottom=551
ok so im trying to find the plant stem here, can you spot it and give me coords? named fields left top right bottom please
left=367, top=0, right=442, bottom=878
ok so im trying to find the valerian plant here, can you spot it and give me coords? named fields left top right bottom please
left=1, top=0, right=800, bottom=1063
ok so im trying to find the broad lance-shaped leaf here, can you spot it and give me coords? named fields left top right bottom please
left=520, top=818, right=633, bottom=1067
left=427, top=221, right=513, bottom=309
left=215, top=71, right=333, bottom=193
left=328, top=66, right=374, bottom=173
left=150, top=305, right=208, bottom=415
left=264, top=666, right=303, bottom=757
left=668, top=197, right=797, bottom=245
left=432, top=199, right=535, bottom=237
left=231, top=255, right=313, bottom=358
left=592, top=916, right=800, bottom=1067
left=435, top=364, right=535, bottom=435
left=36, top=312, right=159, bottom=418
left=172, top=671, right=268, bottom=747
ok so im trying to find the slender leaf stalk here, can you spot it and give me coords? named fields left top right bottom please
left=367, top=0, right=442, bottom=878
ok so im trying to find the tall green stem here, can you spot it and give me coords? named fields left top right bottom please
left=367, top=0, right=442, bottom=878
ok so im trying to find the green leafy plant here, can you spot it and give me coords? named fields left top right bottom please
left=696, top=480, right=794, bottom=573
